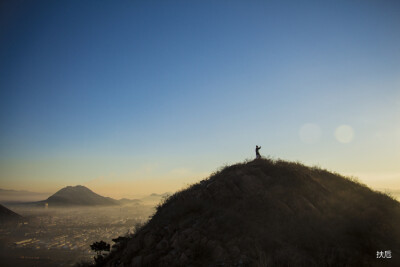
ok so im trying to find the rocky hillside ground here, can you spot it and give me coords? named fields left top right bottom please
left=99, top=158, right=400, bottom=266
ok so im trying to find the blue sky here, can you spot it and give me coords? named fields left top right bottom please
left=1, top=0, right=399, bottom=197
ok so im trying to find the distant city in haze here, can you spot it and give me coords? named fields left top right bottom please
left=1, top=0, right=399, bottom=199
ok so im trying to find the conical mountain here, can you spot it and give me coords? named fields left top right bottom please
left=45, top=185, right=119, bottom=206
left=102, top=159, right=400, bottom=266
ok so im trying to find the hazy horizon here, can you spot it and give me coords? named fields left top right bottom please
left=1, top=159, right=400, bottom=201
left=1, top=0, right=399, bottom=199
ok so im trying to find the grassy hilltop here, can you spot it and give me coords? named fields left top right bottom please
left=99, top=158, right=400, bottom=267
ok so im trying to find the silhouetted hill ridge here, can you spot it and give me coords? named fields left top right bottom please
left=0, top=204, right=23, bottom=224
left=101, top=158, right=400, bottom=267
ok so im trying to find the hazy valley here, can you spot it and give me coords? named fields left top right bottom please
left=0, top=187, right=165, bottom=267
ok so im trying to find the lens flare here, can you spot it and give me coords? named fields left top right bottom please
left=335, top=125, right=354, bottom=143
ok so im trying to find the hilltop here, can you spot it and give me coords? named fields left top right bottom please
left=43, top=185, right=119, bottom=207
left=101, top=158, right=400, bottom=267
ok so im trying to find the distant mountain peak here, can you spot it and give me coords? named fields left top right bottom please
left=55, top=185, right=92, bottom=193
left=45, top=185, right=119, bottom=207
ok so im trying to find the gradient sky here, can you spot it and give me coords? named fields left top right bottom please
left=1, top=0, right=399, bottom=198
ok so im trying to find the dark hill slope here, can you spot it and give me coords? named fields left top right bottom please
left=102, top=159, right=400, bottom=267
left=0, top=204, right=23, bottom=224
left=45, top=185, right=119, bottom=206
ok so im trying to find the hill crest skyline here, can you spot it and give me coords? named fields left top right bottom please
left=103, top=158, right=400, bottom=266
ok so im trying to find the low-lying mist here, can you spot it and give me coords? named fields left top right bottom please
left=0, top=202, right=156, bottom=267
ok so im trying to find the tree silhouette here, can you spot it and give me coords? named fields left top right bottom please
left=90, top=240, right=110, bottom=264
left=90, top=240, right=110, bottom=255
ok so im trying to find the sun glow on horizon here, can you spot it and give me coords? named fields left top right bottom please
left=0, top=0, right=399, bottom=200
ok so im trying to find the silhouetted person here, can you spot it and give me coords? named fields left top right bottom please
left=255, top=145, right=261, bottom=159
